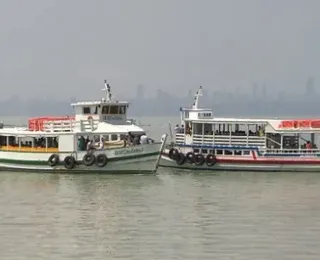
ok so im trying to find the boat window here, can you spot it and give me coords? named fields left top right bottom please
left=202, top=149, right=208, bottom=154
left=234, top=150, right=242, bottom=156
left=119, top=106, right=126, bottom=115
left=102, top=135, right=109, bottom=141
left=185, top=111, right=189, bottom=118
left=102, top=106, right=109, bottom=114
left=203, top=124, right=213, bottom=135
left=194, top=148, right=200, bottom=153
left=83, top=107, right=91, bottom=114
left=111, top=134, right=118, bottom=141
left=193, top=123, right=203, bottom=135
left=243, top=150, right=250, bottom=155
left=109, top=106, right=119, bottom=114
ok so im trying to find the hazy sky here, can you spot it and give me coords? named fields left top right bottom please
left=0, top=0, right=320, bottom=101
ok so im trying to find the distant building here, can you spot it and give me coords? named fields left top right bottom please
left=136, top=84, right=145, bottom=100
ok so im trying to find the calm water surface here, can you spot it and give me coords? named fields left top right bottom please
left=1, top=117, right=320, bottom=259
left=0, top=170, right=320, bottom=259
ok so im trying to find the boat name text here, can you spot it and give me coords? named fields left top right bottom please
left=114, top=147, right=144, bottom=156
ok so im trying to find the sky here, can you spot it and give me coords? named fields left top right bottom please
left=0, top=0, right=320, bottom=101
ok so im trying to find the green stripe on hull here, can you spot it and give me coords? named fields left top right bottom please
left=0, top=152, right=160, bottom=166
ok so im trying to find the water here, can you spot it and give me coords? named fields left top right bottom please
left=1, top=117, right=320, bottom=259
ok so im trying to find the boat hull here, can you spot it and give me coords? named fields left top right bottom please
left=0, top=141, right=166, bottom=174
left=159, top=151, right=320, bottom=172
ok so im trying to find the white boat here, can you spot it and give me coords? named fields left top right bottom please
left=0, top=80, right=167, bottom=174
left=159, top=86, right=320, bottom=172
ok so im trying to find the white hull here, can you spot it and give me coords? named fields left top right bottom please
left=0, top=141, right=166, bottom=174
left=159, top=150, right=320, bottom=172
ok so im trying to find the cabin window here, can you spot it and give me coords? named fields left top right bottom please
left=102, top=135, right=109, bottom=141
left=109, top=106, right=118, bottom=114
left=193, top=123, right=203, bottom=135
left=83, top=107, right=91, bottom=114
left=234, top=150, right=242, bottom=156
left=102, top=106, right=109, bottom=114
left=111, top=134, right=118, bottom=141
left=202, top=149, right=208, bottom=154
left=243, top=150, right=250, bottom=155
left=194, top=148, right=200, bottom=153
left=119, top=106, right=126, bottom=115
left=203, top=124, right=213, bottom=135
left=185, top=111, right=189, bottom=118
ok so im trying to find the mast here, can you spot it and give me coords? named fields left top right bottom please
left=192, top=86, right=203, bottom=109
left=102, top=79, right=112, bottom=101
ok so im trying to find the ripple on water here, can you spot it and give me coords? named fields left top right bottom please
left=0, top=171, right=320, bottom=259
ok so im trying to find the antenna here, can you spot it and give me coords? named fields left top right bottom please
left=102, top=79, right=112, bottom=101
left=192, top=86, right=203, bottom=109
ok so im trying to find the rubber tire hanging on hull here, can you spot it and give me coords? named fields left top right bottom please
left=48, top=154, right=59, bottom=167
left=186, top=152, right=195, bottom=164
left=96, top=154, right=108, bottom=167
left=64, top=156, right=76, bottom=169
left=194, top=154, right=205, bottom=166
left=206, top=154, right=216, bottom=166
left=175, top=153, right=186, bottom=165
left=169, top=148, right=179, bottom=160
left=83, top=153, right=95, bottom=166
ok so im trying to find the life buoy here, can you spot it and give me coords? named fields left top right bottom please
left=194, top=154, right=205, bottom=166
left=186, top=152, right=195, bottom=164
left=175, top=153, right=186, bottom=165
left=48, top=154, right=59, bottom=167
left=83, top=153, right=95, bottom=166
left=64, top=156, right=76, bottom=169
left=168, top=148, right=179, bottom=160
left=96, top=154, right=108, bottom=167
left=206, top=154, right=216, bottom=166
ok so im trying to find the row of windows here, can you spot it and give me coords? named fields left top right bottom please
left=83, top=105, right=126, bottom=115
left=194, top=148, right=251, bottom=156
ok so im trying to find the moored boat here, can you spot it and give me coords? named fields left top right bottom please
left=0, top=80, right=167, bottom=174
left=160, top=86, right=320, bottom=172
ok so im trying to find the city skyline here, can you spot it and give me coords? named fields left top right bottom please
left=0, top=77, right=319, bottom=117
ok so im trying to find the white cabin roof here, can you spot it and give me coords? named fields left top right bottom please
left=93, top=122, right=144, bottom=134
left=71, top=100, right=129, bottom=107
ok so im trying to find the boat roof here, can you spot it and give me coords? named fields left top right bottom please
left=71, top=100, right=129, bottom=107
left=0, top=121, right=145, bottom=137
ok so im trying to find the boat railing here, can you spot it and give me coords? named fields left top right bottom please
left=42, top=119, right=75, bottom=132
left=77, top=119, right=100, bottom=132
left=175, top=133, right=185, bottom=144
left=192, top=134, right=266, bottom=147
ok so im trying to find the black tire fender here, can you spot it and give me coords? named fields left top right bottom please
left=96, top=154, right=108, bottom=167
left=64, top=156, right=76, bottom=169
left=48, top=154, right=59, bottom=167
